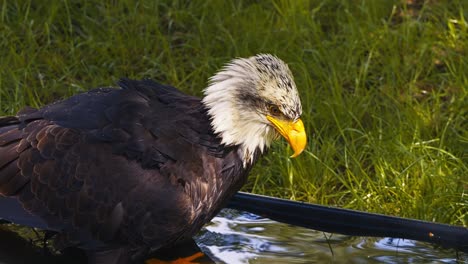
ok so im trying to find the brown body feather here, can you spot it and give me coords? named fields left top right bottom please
left=0, top=79, right=257, bottom=262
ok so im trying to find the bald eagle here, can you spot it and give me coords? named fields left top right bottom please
left=0, top=54, right=306, bottom=263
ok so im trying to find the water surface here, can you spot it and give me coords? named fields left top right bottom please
left=196, top=209, right=466, bottom=263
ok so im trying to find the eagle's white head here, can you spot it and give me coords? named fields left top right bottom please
left=202, top=54, right=306, bottom=166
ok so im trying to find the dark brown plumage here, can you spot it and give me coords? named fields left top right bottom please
left=0, top=79, right=256, bottom=262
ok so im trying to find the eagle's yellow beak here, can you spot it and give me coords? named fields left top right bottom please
left=266, top=116, right=307, bottom=157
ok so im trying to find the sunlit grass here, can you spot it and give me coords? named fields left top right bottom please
left=0, top=0, right=466, bottom=226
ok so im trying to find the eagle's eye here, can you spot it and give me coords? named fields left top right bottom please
left=268, top=104, right=281, bottom=116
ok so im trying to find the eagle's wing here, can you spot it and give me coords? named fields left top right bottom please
left=0, top=79, right=222, bottom=251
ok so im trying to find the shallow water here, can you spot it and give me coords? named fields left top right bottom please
left=196, top=209, right=467, bottom=264
left=0, top=208, right=466, bottom=263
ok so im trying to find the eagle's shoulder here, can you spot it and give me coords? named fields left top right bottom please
left=16, top=79, right=223, bottom=167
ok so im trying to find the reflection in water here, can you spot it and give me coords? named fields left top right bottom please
left=0, top=209, right=466, bottom=263
left=195, top=209, right=467, bottom=264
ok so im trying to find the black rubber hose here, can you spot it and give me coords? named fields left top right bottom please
left=227, top=192, right=468, bottom=253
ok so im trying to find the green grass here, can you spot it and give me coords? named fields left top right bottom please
left=0, top=0, right=466, bottom=226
